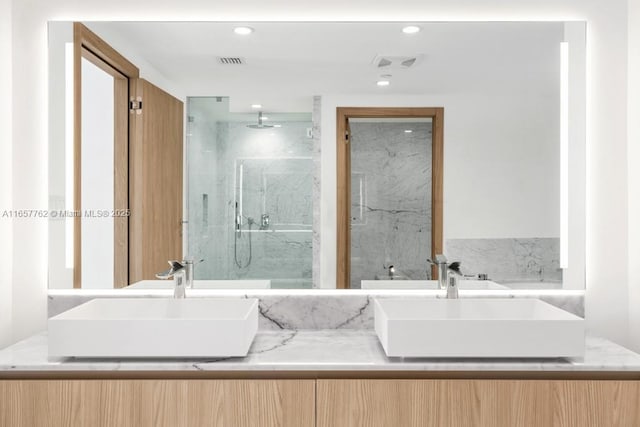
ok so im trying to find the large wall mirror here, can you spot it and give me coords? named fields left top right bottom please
left=47, top=21, right=586, bottom=291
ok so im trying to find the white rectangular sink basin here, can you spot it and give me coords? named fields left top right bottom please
left=362, top=280, right=508, bottom=290
left=126, top=279, right=271, bottom=289
left=375, top=298, right=584, bottom=358
left=48, top=298, right=258, bottom=358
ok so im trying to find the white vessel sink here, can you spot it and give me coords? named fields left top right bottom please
left=48, top=298, right=258, bottom=358
left=374, top=298, right=584, bottom=358
left=126, top=279, right=271, bottom=289
left=362, top=280, right=508, bottom=290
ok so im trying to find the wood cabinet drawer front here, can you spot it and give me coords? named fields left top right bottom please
left=317, top=379, right=640, bottom=427
left=0, top=379, right=315, bottom=427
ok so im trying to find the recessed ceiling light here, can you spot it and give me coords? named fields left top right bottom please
left=404, top=130, right=413, bottom=133
left=377, top=80, right=390, bottom=87
left=234, top=26, right=254, bottom=35
left=274, top=124, right=282, bottom=128
left=261, top=116, right=269, bottom=120
left=251, top=104, right=262, bottom=109
left=402, top=25, right=421, bottom=34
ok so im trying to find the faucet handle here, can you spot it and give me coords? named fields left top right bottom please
left=182, top=258, right=204, bottom=265
left=155, top=260, right=186, bottom=279
left=448, top=261, right=462, bottom=274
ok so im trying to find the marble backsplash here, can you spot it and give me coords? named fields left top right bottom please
left=48, top=291, right=583, bottom=331
left=445, top=237, right=562, bottom=283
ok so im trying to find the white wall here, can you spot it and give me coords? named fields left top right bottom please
left=80, top=58, right=115, bottom=289
left=581, top=1, right=629, bottom=346
left=628, top=0, right=640, bottom=352
left=10, top=0, right=48, bottom=345
left=81, top=22, right=186, bottom=101
left=6, top=0, right=633, bottom=347
left=0, top=0, right=13, bottom=349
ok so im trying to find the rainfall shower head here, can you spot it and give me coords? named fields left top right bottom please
left=246, top=111, right=274, bottom=129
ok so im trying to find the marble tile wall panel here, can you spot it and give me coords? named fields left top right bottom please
left=445, top=238, right=562, bottom=283
left=223, top=231, right=313, bottom=284
left=240, top=158, right=312, bottom=226
left=349, top=121, right=432, bottom=288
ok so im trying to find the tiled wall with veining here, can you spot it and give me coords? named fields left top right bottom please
left=445, top=237, right=562, bottom=284
left=187, top=103, right=313, bottom=288
left=349, top=121, right=432, bottom=288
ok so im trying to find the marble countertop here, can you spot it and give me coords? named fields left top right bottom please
left=1, top=330, right=640, bottom=374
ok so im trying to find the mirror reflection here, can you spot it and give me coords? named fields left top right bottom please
left=47, top=21, right=586, bottom=291
left=187, top=97, right=313, bottom=288
left=350, top=117, right=433, bottom=288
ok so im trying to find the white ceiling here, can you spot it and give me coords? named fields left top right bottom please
left=85, top=21, right=565, bottom=113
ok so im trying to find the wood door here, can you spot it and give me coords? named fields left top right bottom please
left=0, top=379, right=315, bottom=427
left=336, top=107, right=444, bottom=288
left=317, top=379, right=640, bottom=427
left=129, top=79, right=184, bottom=282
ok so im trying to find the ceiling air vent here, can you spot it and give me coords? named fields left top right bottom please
left=372, top=54, right=424, bottom=70
left=217, top=57, right=245, bottom=65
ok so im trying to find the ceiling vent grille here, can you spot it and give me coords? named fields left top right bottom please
left=372, top=54, right=424, bottom=70
left=217, top=57, right=245, bottom=65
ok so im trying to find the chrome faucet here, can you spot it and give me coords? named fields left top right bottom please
left=182, top=258, right=204, bottom=289
left=447, top=264, right=462, bottom=299
left=428, top=255, right=462, bottom=299
left=156, top=261, right=187, bottom=298
left=428, top=254, right=450, bottom=290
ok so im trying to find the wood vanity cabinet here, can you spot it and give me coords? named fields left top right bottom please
left=0, top=379, right=315, bottom=427
left=3, top=377, right=640, bottom=426
left=316, top=379, right=640, bottom=427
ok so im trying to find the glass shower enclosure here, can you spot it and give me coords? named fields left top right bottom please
left=186, top=97, right=313, bottom=288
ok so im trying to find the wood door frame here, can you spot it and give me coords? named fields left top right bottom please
left=73, top=23, right=139, bottom=288
left=336, top=107, right=444, bottom=289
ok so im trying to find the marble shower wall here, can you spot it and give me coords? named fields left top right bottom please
left=187, top=105, right=314, bottom=288
left=445, top=237, right=562, bottom=284
left=349, top=121, right=432, bottom=288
